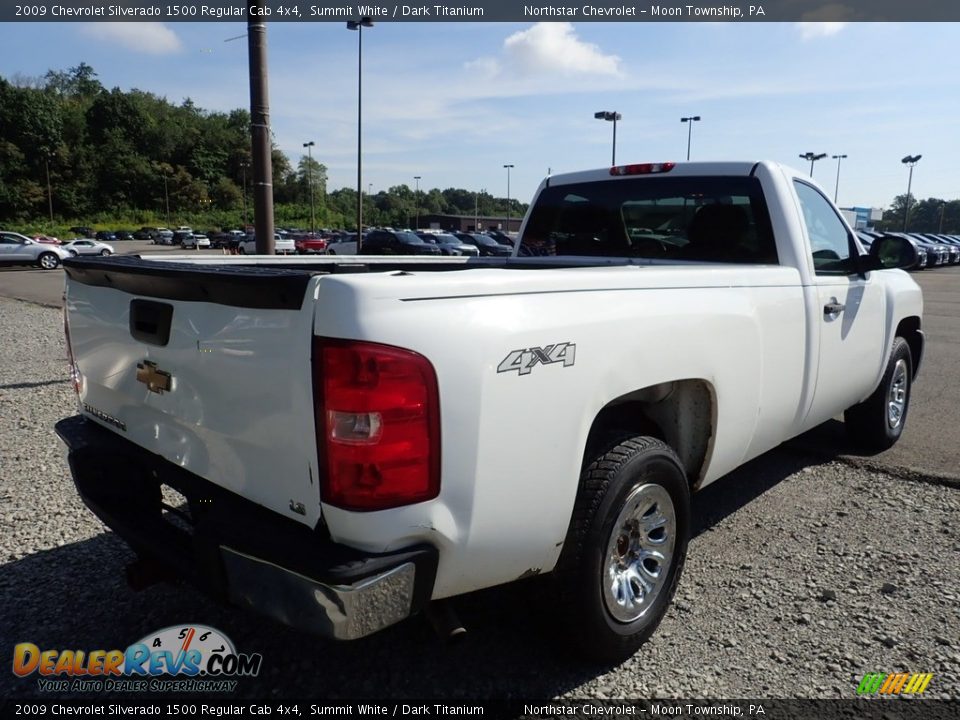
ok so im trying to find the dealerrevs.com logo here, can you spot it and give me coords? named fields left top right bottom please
left=13, top=624, right=262, bottom=693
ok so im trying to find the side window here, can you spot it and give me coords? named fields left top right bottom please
left=793, top=181, right=856, bottom=275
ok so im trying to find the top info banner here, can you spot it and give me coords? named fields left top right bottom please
left=5, top=1, right=960, bottom=22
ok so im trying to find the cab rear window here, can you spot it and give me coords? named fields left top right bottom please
left=519, top=176, right=777, bottom=264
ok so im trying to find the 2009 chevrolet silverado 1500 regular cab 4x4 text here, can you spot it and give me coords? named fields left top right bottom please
left=57, top=161, right=923, bottom=661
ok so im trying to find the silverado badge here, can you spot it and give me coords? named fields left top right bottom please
left=136, top=360, right=173, bottom=394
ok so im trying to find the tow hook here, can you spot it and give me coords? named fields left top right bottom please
left=425, top=600, right=467, bottom=644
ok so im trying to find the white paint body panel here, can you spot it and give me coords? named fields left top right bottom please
left=63, top=161, right=923, bottom=601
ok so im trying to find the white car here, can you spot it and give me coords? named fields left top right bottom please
left=0, top=231, right=70, bottom=269
left=238, top=233, right=296, bottom=255
left=181, top=234, right=211, bottom=249
left=62, top=239, right=115, bottom=257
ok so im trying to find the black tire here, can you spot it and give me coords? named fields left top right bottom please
left=100, top=249, right=111, bottom=256
left=844, top=337, right=913, bottom=452
left=37, top=252, right=61, bottom=270
left=238, top=247, right=246, bottom=255
left=553, top=436, right=690, bottom=663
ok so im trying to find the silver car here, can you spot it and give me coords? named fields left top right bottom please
left=0, top=231, right=71, bottom=269
left=62, top=239, right=115, bottom=257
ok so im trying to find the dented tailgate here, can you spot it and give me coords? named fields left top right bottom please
left=63, top=256, right=324, bottom=528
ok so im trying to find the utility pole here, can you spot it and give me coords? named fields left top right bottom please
left=831, top=154, right=847, bottom=203
left=248, top=0, right=275, bottom=254
left=503, top=165, right=513, bottom=232
left=303, top=141, right=315, bottom=234
left=901, top=155, right=921, bottom=232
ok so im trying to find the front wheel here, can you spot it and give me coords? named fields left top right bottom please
left=553, top=436, right=690, bottom=662
left=37, top=252, right=61, bottom=270
left=100, top=249, right=111, bottom=256
left=844, top=337, right=913, bottom=452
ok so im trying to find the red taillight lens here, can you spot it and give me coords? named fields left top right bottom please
left=312, top=338, right=440, bottom=511
left=610, top=162, right=676, bottom=176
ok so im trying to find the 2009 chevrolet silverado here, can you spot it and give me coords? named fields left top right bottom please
left=56, top=161, right=923, bottom=661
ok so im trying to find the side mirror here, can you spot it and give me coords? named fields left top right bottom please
left=23, top=239, right=33, bottom=245
left=864, top=234, right=919, bottom=271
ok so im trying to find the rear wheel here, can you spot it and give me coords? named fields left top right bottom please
left=553, top=436, right=690, bottom=662
left=37, top=252, right=61, bottom=270
left=844, top=337, right=913, bottom=451
left=100, top=249, right=111, bottom=256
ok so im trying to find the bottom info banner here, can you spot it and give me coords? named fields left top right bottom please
left=1, top=700, right=959, bottom=720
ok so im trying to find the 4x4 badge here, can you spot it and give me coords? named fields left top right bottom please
left=136, top=360, right=173, bottom=394
left=498, top=343, right=576, bottom=376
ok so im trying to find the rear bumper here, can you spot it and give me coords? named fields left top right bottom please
left=55, top=415, right=438, bottom=640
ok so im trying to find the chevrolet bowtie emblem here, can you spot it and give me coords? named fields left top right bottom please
left=136, top=360, right=173, bottom=394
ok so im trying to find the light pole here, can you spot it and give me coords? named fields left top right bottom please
left=503, top=164, right=514, bottom=232
left=240, top=160, right=249, bottom=227
left=831, top=154, right=847, bottom=204
left=594, top=110, right=621, bottom=165
left=303, top=141, right=316, bottom=233
left=347, top=16, right=374, bottom=249
left=799, top=152, right=827, bottom=177
left=413, top=176, right=421, bottom=230
left=474, top=188, right=484, bottom=232
left=901, top=154, right=922, bottom=232
left=680, top=116, right=700, bottom=161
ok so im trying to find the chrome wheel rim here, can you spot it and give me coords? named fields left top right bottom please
left=603, top=483, right=676, bottom=623
left=887, top=358, right=909, bottom=429
left=40, top=255, right=58, bottom=269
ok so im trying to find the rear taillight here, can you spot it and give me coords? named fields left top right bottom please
left=312, top=338, right=440, bottom=511
left=62, top=306, right=83, bottom=396
left=610, top=162, right=676, bottom=176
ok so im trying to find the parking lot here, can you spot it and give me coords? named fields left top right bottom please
left=0, top=262, right=957, bottom=701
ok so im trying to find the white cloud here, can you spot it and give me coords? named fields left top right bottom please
left=473, top=23, right=621, bottom=78
left=80, top=23, right=182, bottom=55
left=796, top=22, right=850, bottom=40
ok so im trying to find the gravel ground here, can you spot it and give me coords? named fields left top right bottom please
left=1, top=296, right=958, bottom=702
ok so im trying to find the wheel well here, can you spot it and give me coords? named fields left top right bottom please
left=895, top=316, right=923, bottom=378
left=584, top=380, right=714, bottom=488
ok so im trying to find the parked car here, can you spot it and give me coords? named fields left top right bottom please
left=31, top=234, right=61, bottom=245
left=238, top=233, right=296, bottom=255
left=95, top=231, right=117, bottom=243
left=181, top=233, right=211, bottom=250
left=454, top=232, right=512, bottom=257
left=208, top=233, right=233, bottom=250
left=901, top=233, right=950, bottom=266
left=294, top=234, right=329, bottom=255
left=62, top=239, right=115, bottom=257
left=416, top=232, right=480, bottom=256
left=921, top=234, right=960, bottom=264
left=134, top=227, right=157, bottom=240
left=154, top=229, right=175, bottom=245
left=360, top=229, right=442, bottom=256
left=68, top=226, right=94, bottom=238
left=485, top=230, right=516, bottom=247
left=325, top=233, right=361, bottom=255
left=114, top=230, right=135, bottom=242
left=0, top=231, right=70, bottom=269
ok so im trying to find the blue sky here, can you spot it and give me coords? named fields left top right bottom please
left=2, top=21, right=958, bottom=209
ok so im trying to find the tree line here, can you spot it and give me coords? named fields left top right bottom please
left=0, top=64, right=526, bottom=232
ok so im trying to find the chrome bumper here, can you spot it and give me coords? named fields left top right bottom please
left=222, top=547, right=418, bottom=640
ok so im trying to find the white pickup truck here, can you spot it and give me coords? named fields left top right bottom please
left=57, top=161, right=923, bottom=661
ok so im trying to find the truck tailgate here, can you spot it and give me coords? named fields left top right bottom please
left=63, top=257, right=324, bottom=528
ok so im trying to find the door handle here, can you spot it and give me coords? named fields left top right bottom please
left=823, top=300, right=845, bottom=317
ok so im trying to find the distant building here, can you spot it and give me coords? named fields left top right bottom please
left=417, top=214, right=522, bottom=233
left=840, top=206, right=884, bottom=230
